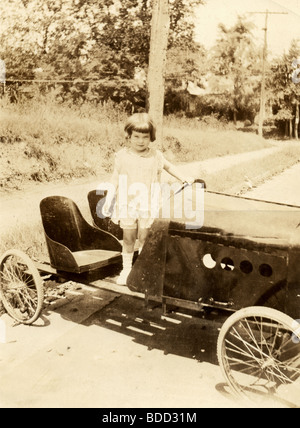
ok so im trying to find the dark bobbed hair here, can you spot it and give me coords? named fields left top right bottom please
left=124, top=113, right=156, bottom=142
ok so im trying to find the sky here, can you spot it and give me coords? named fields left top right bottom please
left=194, top=0, right=300, bottom=57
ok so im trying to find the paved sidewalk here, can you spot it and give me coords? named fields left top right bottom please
left=244, top=161, right=300, bottom=206
left=177, top=146, right=282, bottom=177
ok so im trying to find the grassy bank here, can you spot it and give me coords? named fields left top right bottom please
left=208, top=145, right=300, bottom=194
left=0, top=97, right=272, bottom=191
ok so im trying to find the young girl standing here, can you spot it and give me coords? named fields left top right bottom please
left=102, top=112, right=194, bottom=285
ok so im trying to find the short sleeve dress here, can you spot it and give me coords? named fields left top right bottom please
left=111, top=147, right=165, bottom=226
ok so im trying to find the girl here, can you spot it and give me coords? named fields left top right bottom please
left=102, top=112, right=194, bottom=285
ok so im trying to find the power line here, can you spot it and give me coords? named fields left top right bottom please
left=1, top=67, right=292, bottom=85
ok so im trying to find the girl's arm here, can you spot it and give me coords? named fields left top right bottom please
left=163, top=159, right=194, bottom=184
left=102, top=167, right=119, bottom=217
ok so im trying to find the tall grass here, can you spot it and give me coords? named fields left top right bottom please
left=0, top=223, right=47, bottom=258
left=163, top=127, right=271, bottom=163
left=0, top=97, right=128, bottom=189
left=0, top=96, right=273, bottom=191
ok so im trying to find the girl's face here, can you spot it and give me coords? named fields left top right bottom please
left=129, top=130, right=151, bottom=153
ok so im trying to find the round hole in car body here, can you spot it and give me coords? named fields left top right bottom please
left=220, top=257, right=234, bottom=271
left=240, top=260, right=253, bottom=274
left=259, top=263, right=273, bottom=278
left=202, top=254, right=217, bottom=269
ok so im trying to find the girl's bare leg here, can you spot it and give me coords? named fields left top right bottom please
left=123, top=229, right=137, bottom=253
left=138, top=228, right=150, bottom=254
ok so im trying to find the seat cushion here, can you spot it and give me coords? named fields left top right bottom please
left=72, top=249, right=121, bottom=273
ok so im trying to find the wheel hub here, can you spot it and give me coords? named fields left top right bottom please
left=7, top=281, right=24, bottom=291
left=261, top=357, right=277, bottom=370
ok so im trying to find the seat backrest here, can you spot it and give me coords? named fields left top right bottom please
left=40, top=196, right=87, bottom=252
left=87, top=190, right=123, bottom=240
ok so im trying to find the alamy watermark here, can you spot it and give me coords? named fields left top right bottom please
left=96, top=178, right=204, bottom=230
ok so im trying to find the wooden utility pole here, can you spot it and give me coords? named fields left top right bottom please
left=249, top=10, right=288, bottom=137
left=258, top=10, right=269, bottom=138
left=147, top=0, right=170, bottom=147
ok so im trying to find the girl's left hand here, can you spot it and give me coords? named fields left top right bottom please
left=184, top=177, right=195, bottom=185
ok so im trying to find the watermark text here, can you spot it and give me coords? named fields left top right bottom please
left=96, top=178, right=204, bottom=230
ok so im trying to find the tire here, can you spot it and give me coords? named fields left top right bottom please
left=0, top=249, right=44, bottom=324
left=217, top=306, right=300, bottom=403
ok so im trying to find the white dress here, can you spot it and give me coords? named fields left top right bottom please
left=112, top=147, right=166, bottom=226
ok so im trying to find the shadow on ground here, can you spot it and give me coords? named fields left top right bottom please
left=37, top=285, right=300, bottom=408
left=52, top=288, right=225, bottom=365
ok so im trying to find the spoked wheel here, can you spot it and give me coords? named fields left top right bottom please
left=217, top=306, right=300, bottom=404
left=0, top=249, right=44, bottom=324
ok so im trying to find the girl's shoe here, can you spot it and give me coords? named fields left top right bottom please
left=116, top=269, right=131, bottom=285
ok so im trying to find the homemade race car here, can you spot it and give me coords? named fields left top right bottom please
left=1, top=182, right=300, bottom=403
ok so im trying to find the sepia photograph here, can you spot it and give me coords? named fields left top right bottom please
left=1, top=0, right=300, bottom=411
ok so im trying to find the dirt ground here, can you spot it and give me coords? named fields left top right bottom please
left=1, top=152, right=300, bottom=409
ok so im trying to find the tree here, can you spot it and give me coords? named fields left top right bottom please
left=269, top=40, right=300, bottom=139
left=0, top=0, right=202, bottom=107
left=210, top=16, right=261, bottom=124
left=166, top=42, right=207, bottom=85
